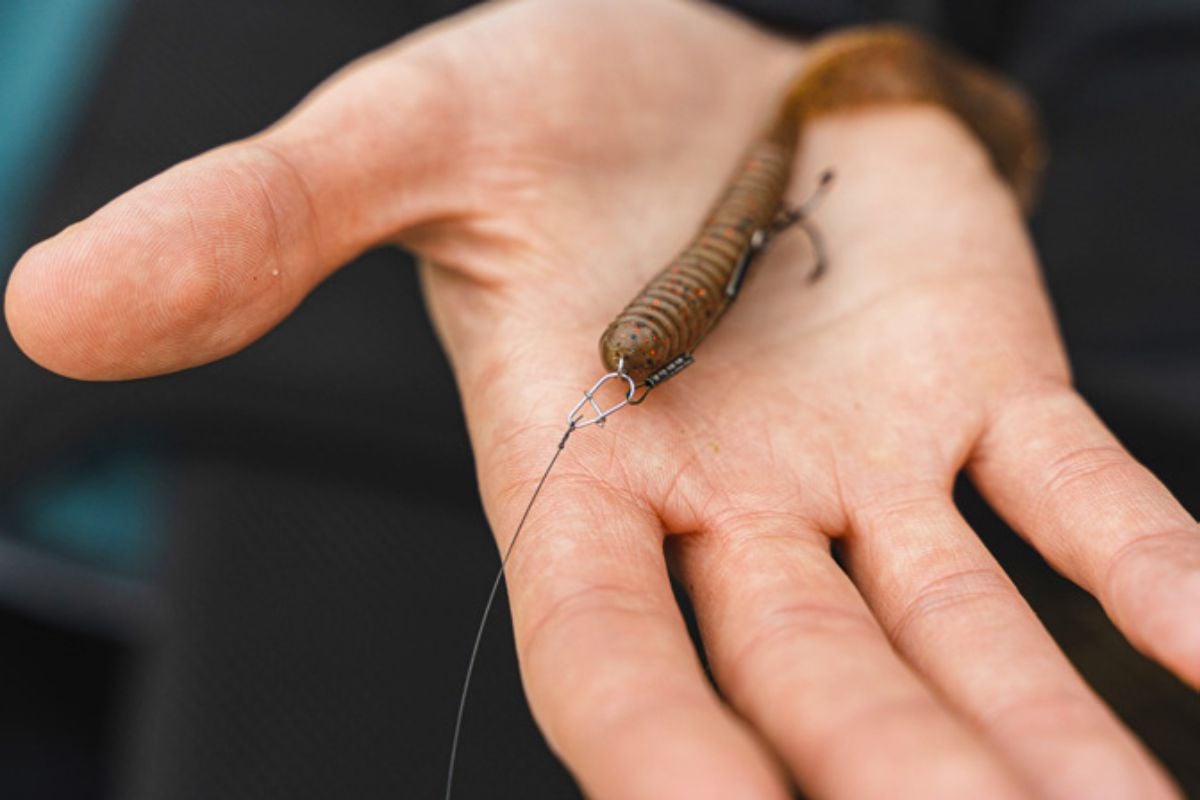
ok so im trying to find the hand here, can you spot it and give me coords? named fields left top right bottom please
left=6, top=0, right=1197, bottom=797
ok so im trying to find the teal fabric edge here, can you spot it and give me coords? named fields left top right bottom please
left=8, top=446, right=167, bottom=579
left=0, top=1, right=163, bottom=581
left=0, top=0, right=131, bottom=269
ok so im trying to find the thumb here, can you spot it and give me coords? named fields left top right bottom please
left=4, top=41, right=466, bottom=381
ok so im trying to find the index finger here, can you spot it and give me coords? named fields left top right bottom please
left=477, top=432, right=787, bottom=799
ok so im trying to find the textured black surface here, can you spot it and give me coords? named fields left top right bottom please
left=0, top=609, right=129, bottom=800
left=121, top=457, right=575, bottom=800
left=1, top=1, right=1197, bottom=799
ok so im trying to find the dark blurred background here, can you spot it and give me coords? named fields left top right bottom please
left=0, top=1, right=1196, bottom=798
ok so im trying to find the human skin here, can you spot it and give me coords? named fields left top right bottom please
left=5, top=0, right=1198, bottom=797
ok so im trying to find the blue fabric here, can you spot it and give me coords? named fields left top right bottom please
left=0, top=0, right=160, bottom=579
left=0, top=0, right=128, bottom=268
left=8, top=446, right=165, bottom=577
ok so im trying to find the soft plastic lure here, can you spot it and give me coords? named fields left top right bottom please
left=446, top=24, right=1043, bottom=799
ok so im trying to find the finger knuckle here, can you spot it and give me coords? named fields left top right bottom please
left=238, top=141, right=321, bottom=266
left=808, top=692, right=947, bottom=771
left=980, top=688, right=1100, bottom=739
left=1038, top=443, right=1134, bottom=508
left=721, top=601, right=878, bottom=696
left=1103, top=524, right=1200, bottom=614
left=517, top=582, right=663, bottom=668
left=886, top=567, right=1018, bottom=648
left=706, top=510, right=828, bottom=561
left=850, top=482, right=948, bottom=534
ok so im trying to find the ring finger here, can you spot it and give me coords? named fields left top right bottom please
left=840, top=485, right=1179, bottom=799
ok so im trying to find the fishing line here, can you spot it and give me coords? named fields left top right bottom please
left=445, top=367, right=635, bottom=800
left=444, top=422, right=573, bottom=800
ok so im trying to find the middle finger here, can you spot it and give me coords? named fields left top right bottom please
left=672, top=512, right=1027, bottom=799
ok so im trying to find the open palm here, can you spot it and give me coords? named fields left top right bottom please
left=6, top=1, right=1197, bottom=798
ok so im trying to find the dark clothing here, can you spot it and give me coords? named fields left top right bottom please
left=0, top=1, right=1196, bottom=798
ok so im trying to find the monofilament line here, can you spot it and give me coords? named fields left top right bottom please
left=444, top=422, right=577, bottom=800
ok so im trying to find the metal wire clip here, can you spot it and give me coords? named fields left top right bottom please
left=567, top=361, right=636, bottom=429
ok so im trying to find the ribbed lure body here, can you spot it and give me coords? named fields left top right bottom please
left=599, top=128, right=796, bottom=384
left=598, top=25, right=1043, bottom=386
